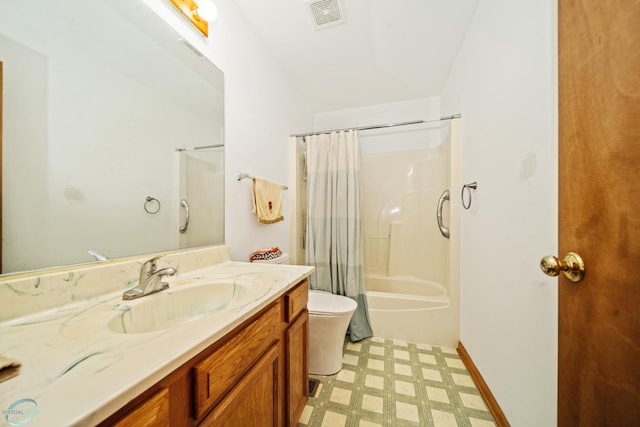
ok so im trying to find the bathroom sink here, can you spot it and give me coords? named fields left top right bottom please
left=108, top=280, right=248, bottom=334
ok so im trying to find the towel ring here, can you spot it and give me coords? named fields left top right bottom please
left=144, top=196, right=161, bottom=214
left=461, top=182, right=477, bottom=210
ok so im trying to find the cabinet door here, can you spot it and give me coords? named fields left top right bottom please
left=113, top=388, right=170, bottom=427
left=194, top=303, right=281, bottom=418
left=200, top=344, right=280, bottom=427
left=286, top=310, right=308, bottom=426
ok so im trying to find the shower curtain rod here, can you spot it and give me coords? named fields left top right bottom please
left=290, top=114, right=461, bottom=138
left=175, top=143, right=223, bottom=152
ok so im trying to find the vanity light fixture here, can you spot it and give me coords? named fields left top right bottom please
left=168, top=0, right=217, bottom=37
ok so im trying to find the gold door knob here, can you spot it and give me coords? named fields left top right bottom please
left=540, top=252, right=585, bottom=282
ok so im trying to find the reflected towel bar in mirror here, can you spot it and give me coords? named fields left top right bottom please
left=236, top=172, right=288, bottom=190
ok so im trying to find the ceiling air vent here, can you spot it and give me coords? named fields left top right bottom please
left=305, top=0, right=345, bottom=30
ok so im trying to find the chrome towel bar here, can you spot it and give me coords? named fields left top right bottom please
left=461, top=182, right=478, bottom=210
left=236, top=171, right=288, bottom=190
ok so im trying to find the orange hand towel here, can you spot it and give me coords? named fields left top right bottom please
left=252, top=178, right=284, bottom=224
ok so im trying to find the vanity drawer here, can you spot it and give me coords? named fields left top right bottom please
left=193, top=302, right=281, bottom=419
left=285, top=280, right=308, bottom=323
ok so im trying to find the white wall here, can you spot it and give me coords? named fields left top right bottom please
left=140, top=0, right=315, bottom=262
left=315, top=97, right=441, bottom=134
left=441, top=1, right=558, bottom=426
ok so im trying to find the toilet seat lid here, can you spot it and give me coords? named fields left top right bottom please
left=308, top=290, right=357, bottom=315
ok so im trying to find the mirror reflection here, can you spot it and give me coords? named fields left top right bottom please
left=0, top=0, right=225, bottom=275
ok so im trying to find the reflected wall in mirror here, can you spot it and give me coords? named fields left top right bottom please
left=0, top=0, right=224, bottom=275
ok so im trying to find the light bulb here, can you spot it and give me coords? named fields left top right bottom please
left=195, top=0, right=218, bottom=22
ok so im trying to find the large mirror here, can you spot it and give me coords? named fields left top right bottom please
left=0, top=0, right=225, bottom=275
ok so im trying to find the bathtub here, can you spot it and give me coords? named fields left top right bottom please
left=366, top=275, right=458, bottom=348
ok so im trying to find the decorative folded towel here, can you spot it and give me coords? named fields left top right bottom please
left=252, top=178, right=284, bottom=224
left=249, top=247, right=283, bottom=262
left=0, top=355, right=21, bottom=383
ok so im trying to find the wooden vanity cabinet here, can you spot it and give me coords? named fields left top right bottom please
left=283, top=280, right=309, bottom=426
left=99, top=279, right=309, bottom=427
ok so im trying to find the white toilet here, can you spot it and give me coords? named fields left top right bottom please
left=307, top=290, right=357, bottom=375
left=252, top=252, right=357, bottom=375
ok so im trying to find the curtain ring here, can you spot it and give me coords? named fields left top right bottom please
left=144, top=196, right=161, bottom=214
left=461, top=182, right=477, bottom=210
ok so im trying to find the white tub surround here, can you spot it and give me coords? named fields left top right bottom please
left=0, top=245, right=313, bottom=426
left=366, top=275, right=457, bottom=347
left=305, top=99, right=461, bottom=350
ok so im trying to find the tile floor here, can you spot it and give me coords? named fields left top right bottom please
left=298, top=337, right=496, bottom=427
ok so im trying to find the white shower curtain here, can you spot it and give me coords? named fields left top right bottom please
left=305, top=130, right=373, bottom=341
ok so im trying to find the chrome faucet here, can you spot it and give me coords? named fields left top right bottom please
left=122, top=256, right=177, bottom=300
left=88, top=250, right=109, bottom=261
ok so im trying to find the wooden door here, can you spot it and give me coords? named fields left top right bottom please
left=558, top=0, right=640, bottom=425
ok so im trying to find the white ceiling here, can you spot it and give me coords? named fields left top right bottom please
left=232, top=0, right=479, bottom=113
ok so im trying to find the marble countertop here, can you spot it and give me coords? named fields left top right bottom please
left=0, top=259, right=313, bottom=427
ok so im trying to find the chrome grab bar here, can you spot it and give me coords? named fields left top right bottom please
left=437, top=190, right=450, bottom=239
left=179, top=199, right=190, bottom=233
